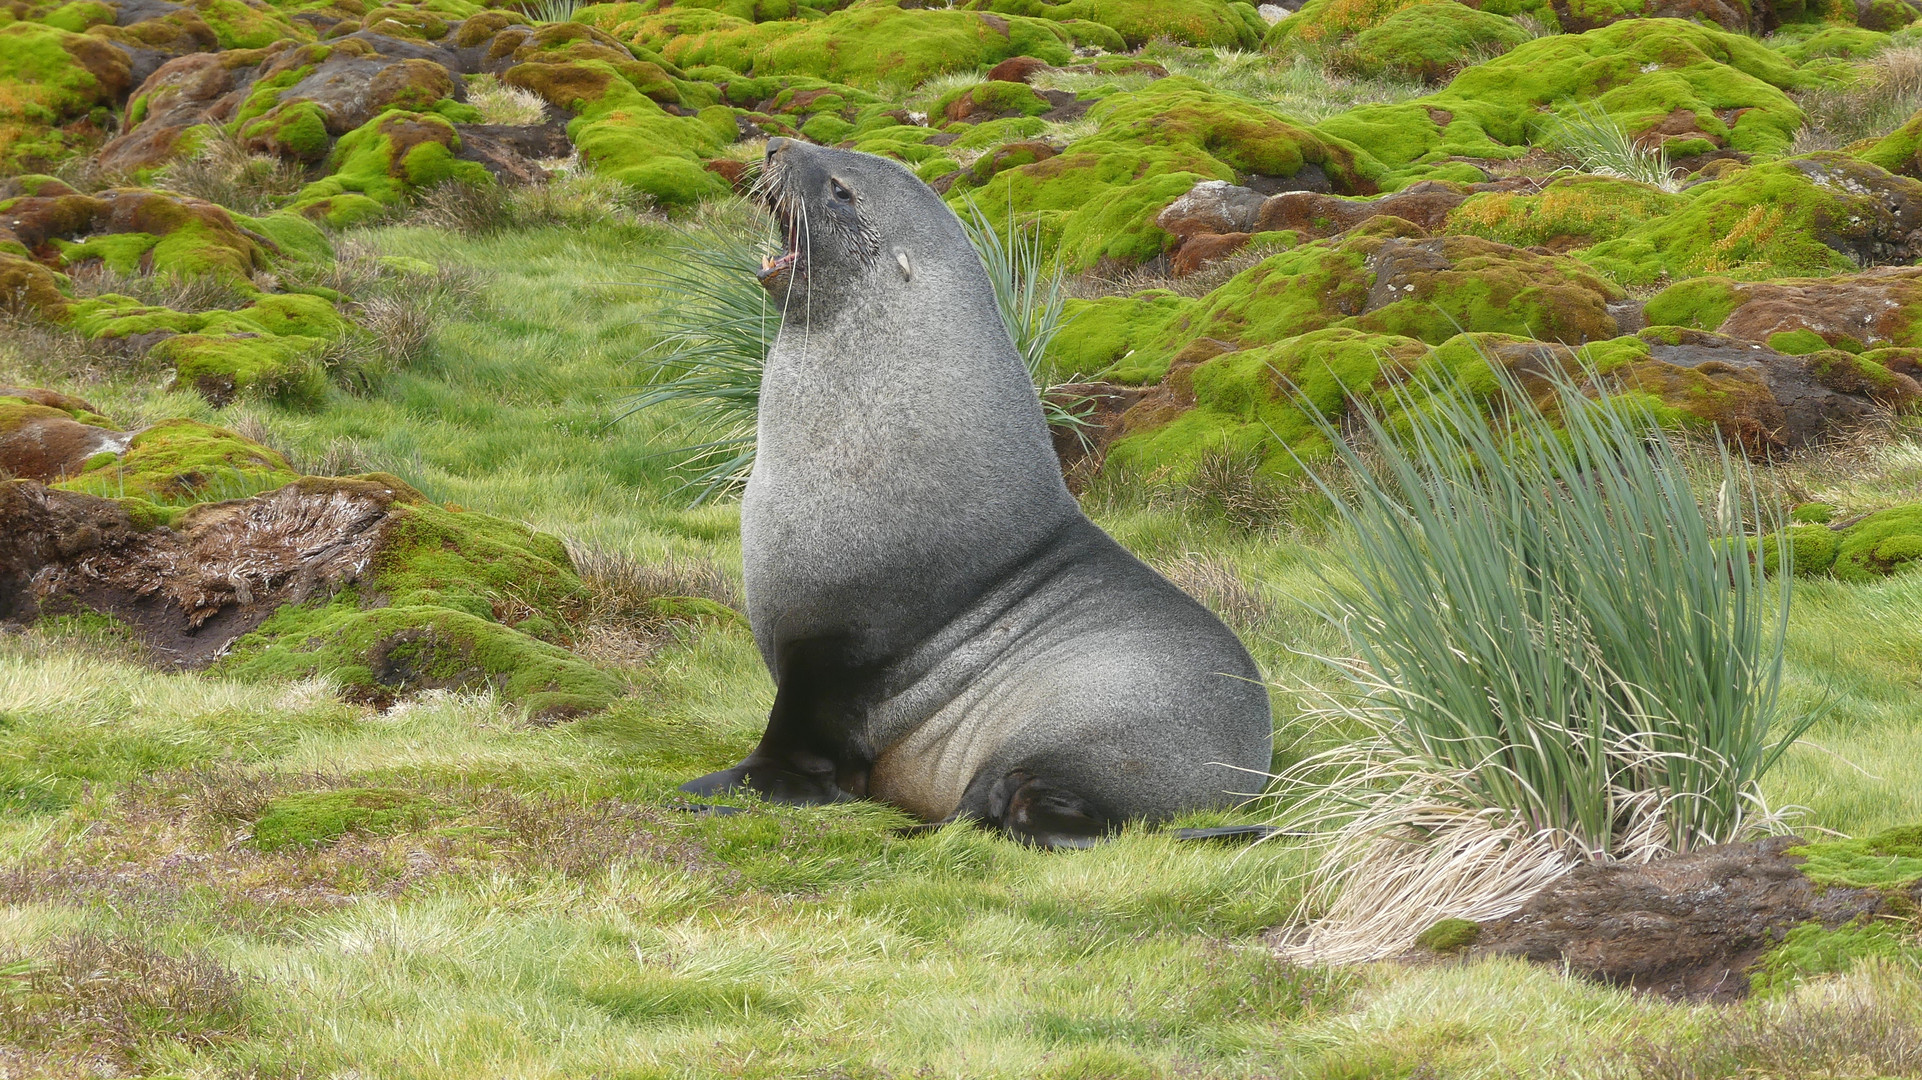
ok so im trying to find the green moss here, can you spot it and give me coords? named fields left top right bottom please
left=1789, top=825, right=1922, bottom=889
left=1751, top=918, right=1918, bottom=998
left=294, top=111, right=494, bottom=224
left=1852, top=105, right=1922, bottom=179
left=233, top=210, right=333, bottom=266
left=40, top=0, right=115, bottom=32
left=969, top=0, right=1262, bottom=48
left=1583, top=156, right=1902, bottom=285
left=1446, top=176, right=1684, bottom=250
left=610, top=5, right=1076, bottom=90
left=1340, top=1, right=1529, bottom=83
left=240, top=100, right=335, bottom=163
left=1642, top=276, right=1744, bottom=330
left=1318, top=19, right=1804, bottom=187
left=1754, top=522, right=1839, bottom=576
left=1767, top=328, right=1830, bottom=355
left=0, top=22, right=129, bottom=170
left=223, top=601, right=623, bottom=719
left=193, top=0, right=311, bottom=48
left=251, top=787, right=437, bottom=851
left=1415, top=917, right=1481, bottom=952
left=154, top=333, right=328, bottom=406
left=1106, top=327, right=1431, bottom=479
left=935, top=80, right=1053, bottom=122
left=501, top=59, right=728, bottom=206
left=966, top=77, right=1384, bottom=271
left=51, top=417, right=297, bottom=503
left=1772, top=25, right=1888, bottom=63
left=1831, top=504, right=1922, bottom=582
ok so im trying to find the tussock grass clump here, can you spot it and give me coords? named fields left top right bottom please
left=0, top=931, right=253, bottom=1073
left=150, top=132, right=309, bottom=216
left=467, top=73, right=548, bottom=126
left=1270, top=364, right=1810, bottom=963
left=1795, top=48, right=1922, bottom=151
left=1543, top=100, right=1677, bottom=190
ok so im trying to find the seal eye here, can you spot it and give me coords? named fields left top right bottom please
left=830, top=178, right=854, bottom=203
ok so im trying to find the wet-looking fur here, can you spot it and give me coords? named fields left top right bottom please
left=681, top=139, right=1273, bottom=847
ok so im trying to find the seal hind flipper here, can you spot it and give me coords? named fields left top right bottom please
left=980, top=769, right=1116, bottom=850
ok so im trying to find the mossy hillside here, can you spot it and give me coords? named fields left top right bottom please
left=964, top=0, right=1264, bottom=48
left=1105, top=327, right=1790, bottom=478
left=1445, top=175, right=1685, bottom=249
left=293, top=111, right=495, bottom=226
left=50, top=417, right=298, bottom=502
left=1318, top=19, right=1803, bottom=183
left=501, top=58, right=730, bottom=206
left=631, top=5, right=1077, bottom=90
left=251, top=787, right=440, bottom=852
left=1130, top=224, right=1620, bottom=383
left=1338, top=0, right=1531, bottom=84
left=1264, top=0, right=1540, bottom=47
left=1582, top=155, right=1917, bottom=284
left=0, top=21, right=132, bottom=169
left=966, top=78, right=1385, bottom=271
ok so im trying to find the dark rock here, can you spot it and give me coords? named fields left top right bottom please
left=452, top=130, right=548, bottom=185
left=986, top=55, right=1053, bottom=83
left=1648, top=329, right=1920, bottom=444
left=1472, top=836, right=1918, bottom=1001
left=1156, top=180, right=1266, bottom=238
left=1244, top=163, right=1332, bottom=196
left=452, top=117, right=569, bottom=162
left=1171, top=231, right=1252, bottom=276
left=1256, top=182, right=1468, bottom=238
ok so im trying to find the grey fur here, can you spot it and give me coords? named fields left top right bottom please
left=681, top=139, right=1272, bottom=845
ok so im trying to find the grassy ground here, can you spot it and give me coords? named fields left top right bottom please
left=4, top=211, right=1922, bottom=1078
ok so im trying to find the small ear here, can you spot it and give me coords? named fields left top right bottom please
left=894, top=249, right=913, bottom=281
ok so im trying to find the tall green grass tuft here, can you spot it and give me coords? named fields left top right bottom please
left=1544, top=100, right=1675, bottom=190
left=1270, top=361, right=1810, bottom=963
left=627, top=200, right=1091, bottom=503
left=622, top=217, right=774, bottom=504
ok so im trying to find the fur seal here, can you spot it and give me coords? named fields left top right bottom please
left=680, top=138, right=1272, bottom=847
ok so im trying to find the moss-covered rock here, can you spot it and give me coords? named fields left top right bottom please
left=965, top=77, right=1385, bottom=270
left=1583, top=155, right=1922, bottom=284
left=1644, top=267, right=1922, bottom=359
left=1750, top=918, right=1918, bottom=998
left=1445, top=175, right=1685, bottom=250
left=501, top=58, right=730, bottom=205
left=0, top=21, right=134, bottom=170
left=1338, top=0, right=1531, bottom=84
left=51, top=417, right=298, bottom=503
left=965, top=0, right=1263, bottom=48
left=293, top=110, right=494, bottom=225
left=1131, top=223, right=1622, bottom=383
left=0, top=252, right=72, bottom=321
left=1790, top=825, right=1922, bottom=888
left=596, top=4, right=1077, bottom=90
left=0, top=185, right=301, bottom=285
left=1318, top=19, right=1804, bottom=186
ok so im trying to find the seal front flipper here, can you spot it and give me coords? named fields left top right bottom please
left=679, top=751, right=857, bottom=806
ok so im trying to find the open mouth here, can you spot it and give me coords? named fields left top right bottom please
left=757, top=203, right=802, bottom=284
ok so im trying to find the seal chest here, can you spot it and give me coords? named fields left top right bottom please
left=679, top=139, right=1273, bottom=847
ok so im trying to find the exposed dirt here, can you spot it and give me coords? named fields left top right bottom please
left=1469, top=836, right=1922, bottom=1001
left=1, top=476, right=406, bottom=666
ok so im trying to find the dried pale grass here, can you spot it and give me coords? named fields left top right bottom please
left=467, top=73, right=549, bottom=126
left=1155, top=552, right=1277, bottom=630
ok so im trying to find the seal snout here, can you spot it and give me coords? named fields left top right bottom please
left=755, top=138, right=804, bottom=289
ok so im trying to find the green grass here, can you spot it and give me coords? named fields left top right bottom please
left=5, top=203, right=1922, bottom=1077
